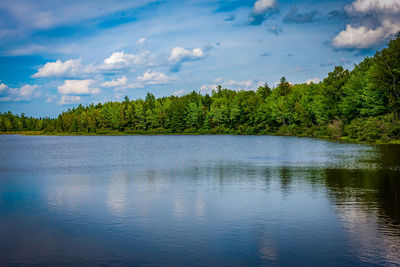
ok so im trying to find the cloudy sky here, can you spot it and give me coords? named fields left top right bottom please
left=0, top=0, right=399, bottom=116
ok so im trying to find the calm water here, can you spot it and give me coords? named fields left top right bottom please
left=0, top=135, right=399, bottom=266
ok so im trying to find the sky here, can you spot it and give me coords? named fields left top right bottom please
left=0, top=0, right=399, bottom=117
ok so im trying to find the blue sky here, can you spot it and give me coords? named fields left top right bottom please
left=0, top=0, right=399, bottom=117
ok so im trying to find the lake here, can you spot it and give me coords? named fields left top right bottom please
left=0, top=135, right=399, bottom=266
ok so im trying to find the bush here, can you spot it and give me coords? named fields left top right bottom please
left=344, top=113, right=400, bottom=141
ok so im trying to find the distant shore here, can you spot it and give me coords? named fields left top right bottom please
left=2, top=131, right=399, bottom=145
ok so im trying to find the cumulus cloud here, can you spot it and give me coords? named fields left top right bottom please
left=100, top=50, right=150, bottom=70
left=19, top=84, right=39, bottom=98
left=114, top=71, right=169, bottom=91
left=283, top=6, right=318, bottom=24
left=101, top=76, right=127, bottom=87
left=34, top=50, right=152, bottom=78
left=137, top=70, right=169, bottom=84
left=58, top=79, right=100, bottom=95
left=225, top=79, right=254, bottom=89
left=172, top=89, right=185, bottom=96
left=169, top=47, right=206, bottom=72
left=249, top=0, right=278, bottom=25
left=0, top=83, right=40, bottom=102
left=136, top=37, right=146, bottom=46
left=332, top=0, right=400, bottom=49
left=169, top=47, right=205, bottom=62
left=346, top=0, right=400, bottom=14
left=332, top=22, right=399, bottom=49
left=199, top=84, right=217, bottom=92
left=116, top=83, right=145, bottom=91
left=58, top=95, right=82, bottom=105
left=253, top=0, right=277, bottom=14
left=33, top=59, right=82, bottom=77
left=200, top=78, right=255, bottom=93
left=0, top=83, right=8, bottom=92
left=117, top=83, right=145, bottom=91
left=104, top=51, right=132, bottom=66
left=306, top=77, right=321, bottom=84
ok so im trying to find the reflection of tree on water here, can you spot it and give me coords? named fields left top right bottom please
left=372, top=145, right=400, bottom=170
left=324, top=145, right=400, bottom=226
left=323, top=164, right=400, bottom=265
left=279, top=167, right=292, bottom=194
left=258, top=143, right=400, bottom=265
left=113, top=149, right=400, bottom=265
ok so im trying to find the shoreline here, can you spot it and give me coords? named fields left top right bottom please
left=1, top=131, right=399, bottom=145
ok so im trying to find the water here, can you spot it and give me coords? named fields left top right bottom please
left=0, top=135, right=399, bottom=266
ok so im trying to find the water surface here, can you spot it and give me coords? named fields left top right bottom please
left=0, top=135, right=399, bottom=266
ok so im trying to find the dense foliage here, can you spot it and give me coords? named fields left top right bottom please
left=1, top=34, right=400, bottom=142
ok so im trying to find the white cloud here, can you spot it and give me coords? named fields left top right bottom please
left=19, top=84, right=39, bottom=98
left=169, top=47, right=205, bottom=62
left=225, top=79, right=254, bottom=89
left=58, top=95, right=82, bottom=105
left=200, top=84, right=217, bottom=92
left=57, top=79, right=99, bottom=95
left=332, top=21, right=399, bottom=49
left=118, top=83, right=145, bottom=90
left=137, top=70, right=169, bottom=84
left=332, top=0, right=400, bottom=49
left=33, top=59, right=82, bottom=77
left=200, top=79, right=255, bottom=92
left=100, top=50, right=149, bottom=70
left=0, top=83, right=40, bottom=101
left=0, top=83, right=8, bottom=92
left=249, top=0, right=278, bottom=25
left=169, top=47, right=207, bottom=72
left=306, top=77, right=321, bottom=84
left=136, top=37, right=146, bottom=45
left=253, top=0, right=277, bottom=15
left=104, top=51, right=130, bottom=65
left=33, top=50, right=151, bottom=78
left=101, top=76, right=127, bottom=87
left=172, top=89, right=185, bottom=96
left=345, top=0, right=400, bottom=14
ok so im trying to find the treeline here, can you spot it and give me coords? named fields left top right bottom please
left=1, top=34, right=400, bottom=142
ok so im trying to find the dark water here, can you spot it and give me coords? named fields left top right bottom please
left=0, top=135, right=399, bottom=266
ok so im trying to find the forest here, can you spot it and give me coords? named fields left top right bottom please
left=1, top=33, right=399, bottom=143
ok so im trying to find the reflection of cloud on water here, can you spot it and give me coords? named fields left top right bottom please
left=174, top=194, right=185, bottom=220
left=195, top=194, right=205, bottom=219
left=258, top=235, right=278, bottom=262
left=337, top=202, right=400, bottom=265
left=46, top=176, right=92, bottom=212
left=174, top=192, right=206, bottom=221
left=107, top=173, right=129, bottom=217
